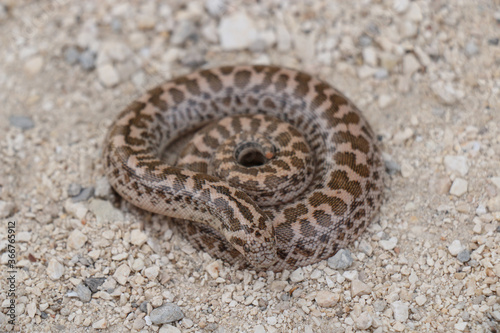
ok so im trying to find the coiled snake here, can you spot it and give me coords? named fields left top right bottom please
left=103, top=65, right=384, bottom=271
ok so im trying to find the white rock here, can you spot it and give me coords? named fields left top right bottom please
left=454, top=322, right=467, bottom=331
left=378, top=94, right=395, bottom=109
left=132, top=258, right=145, bottom=271
left=159, top=325, right=181, bottom=333
left=448, top=240, right=464, bottom=256
left=97, top=63, right=120, bottom=87
left=290, top=267, right=305, bottom=282
left=253, top=325, right=266, bottom=333
left=266, top=316, right=277, bottom=325
left=406, top=2, right=423, bottom=22
left=355, top=311, right=373, bottom=330
left=362, top=47, right=378, bottom=67
left=24, top=56, right=44, bottom=75
left=92, top=318, right=107, bottom=329
left=67, top=230, right=88, bottom=249
left=357, top=65, right=377, bottom=79
left=392, top=301, right=409, bottom=322
left=342, top=270, right=358, bottom=281
left=0, top=201, right=15, bottom=218
left=351, top=279, right=372, bottom=297
left=218, top=12, right=257, bottom=50
left=17, top=231, right=31, bottom=242
left=113, top=264, right=131, bottom=285
left=449, top=178, right=468, bottom=197
left=47, top=259, right=65, bottom=280
left=315, top=290, right=339, bottom=308
left=205, top=0, right=226, bottom=16
left=415, top=295, right=427, bottom=305
left=379, top=237, right=398, bottom=251
left=145, top=265, right=160, bottom=280
left=393, top=0, right=410, bottom=14
left=26, top=302, right=37, bottom=318
left=487, top=196, right=500, bottom=212
left=444, top=155, right=469, bottom=176
left=130, top=229, right=148, bottom=246
left=206, top=261, right=222, bottom=279
left=403, top=53, right=420, bottom=75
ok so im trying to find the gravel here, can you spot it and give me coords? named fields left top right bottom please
left=2, top=1, right=499, bottom=332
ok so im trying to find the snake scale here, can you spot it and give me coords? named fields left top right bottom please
left=103, top=65, right=384, bottom=272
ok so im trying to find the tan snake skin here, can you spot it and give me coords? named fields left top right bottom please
left=103, top=65, right=384, bottom=271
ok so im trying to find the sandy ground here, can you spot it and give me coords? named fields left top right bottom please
left=0, top=0, right=499, bottom=332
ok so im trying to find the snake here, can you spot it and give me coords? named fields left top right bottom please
left=103, top=65, right=384, bottom=272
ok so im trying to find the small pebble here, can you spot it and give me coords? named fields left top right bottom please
left=144, top=265, right=160, bottom=280
left=355, top=311, right=373, bottom=330
left=487, top=196, right=500, bottom=212
left=454, top=322, right=467, bottom=331
left=94, top=177, right=111, bottom=197
left=0, top=200, right=15, bottom=218
left=47, top=259, right=65, bottom=280
left=374, top=68, right=389, bottom=79
left=113, top=264, right=131, bottom=285
left=149, top=303, right=184, bottom=324
left=373, top=300, right=387, bottom=312
left=449, top=178, right=468, bottom=197
left=464, top=41, right=479, bottom=57
left=205, top=0, right=227, bottom=16
left=403, top=53, right=420, bottom=75
left=488, top=38, right=499, bottom=46
left=130, top=229, right=148, bottom=246
left=64, top=46, right=80, bottom=65
left=84, top=277, right=106, bottom=293
left=75, top=283, right=92, bottom=302
left=327, top=249, right=353, bottom=270
left=444, top=156, right=469, bottom=176
left=448, top=240, right=465, bottom=256
left=315, top=290, right=339, bottom=307
left=457, top=250, right=470, bottom=263
left=171, top=20, right=197, bottom=45
left=206, top=261, right=222, bottom=279
left=67, top=229, right=88, bottom=249
left=159, top=325, right=182, bottom=333
left=415, top=295, right=427, bottom=305
left=88, top=199, right=124, bottom=223
left=218, top=12, right=257, bottom=50
left=24, top=56, right=44, bottom=75
left=391, top=301, right=409, bottom=322
left=67, top=183, right=83, bottom=197
left=290, top=267, right=305, bottom=282
left=393, top=0, right=410, bottom=14
left=79, top=50, right=96, bottom=71
left=92, top=318, right=107, bottom=329
left=97, top=63, right=120, bottom=87
left=379, top=237, right=398, bottom=251
left=71, top=187, right=95, bottom=203
left=351, top=279, right=372, bottom=297
left=9, top=115, right=35, bottom=130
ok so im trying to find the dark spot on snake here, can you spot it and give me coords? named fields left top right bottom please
left=333, top=131, right=370, bottom=154
left=328, top=170, right=362, bottom=197
left=334, top=152, right=370, bottom=178
left=299, top=219, right=317, bottom=238
left=168, top=87, right=185, bottom=104
left=234, top=70, right=251, bottom=89
left=200, top=70, right=223, bottom=92
left=308, top=192, right=348, bottom=216
left=293, top=72, right=312, bottom=98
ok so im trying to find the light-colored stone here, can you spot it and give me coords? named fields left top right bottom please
left=47, top=259, right=64, bottom=280
left=315, top=290, right=339, bottom=307
left=92, top=318, right=107, bottom=329
left=449, top=178, right=468, bottom=197
left=351, top=279, right=372, bottom=297
left=145, top=266, right=160, bottom=280
left=67, top=229, right=87, bottom=249
left=218, top=12, right=257, bottom=50
left=290, top=267, right=305, bottom=282
left=403, top=53, right=420, bottom=75
left=362, top=47, right=378, bottom=67
left=378, top=94, right=395, bottom=109
left=24, top=56, right=44, bottom=75
left=0, top=201, right=15, bottom=218
left=130, top=229, right=148, bottom=246
left=487, top=196, right=500, bottom=212
left=355, top=311, right=373, bottom=330
left=149, top=303, right=184, bottom=324
left=379, top=237, right=398, bottom=251
left=444, top=156, right=469, bottom=176
left=415, top=295, right=427, bottom=305
left=448, top=240, right=465, bottom=256
left=113, top=264, right=131, bottom=285
left=97, top=63, right=120, bottom=87
left=392, top=301, right=409, bottom=322
left=206, top=261, right=222, bottom=279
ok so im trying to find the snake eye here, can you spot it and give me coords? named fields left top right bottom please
left=243, top=244, right=251, bottom=253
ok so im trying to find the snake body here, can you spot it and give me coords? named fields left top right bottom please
left=103, top=65, right=384, bottom=271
